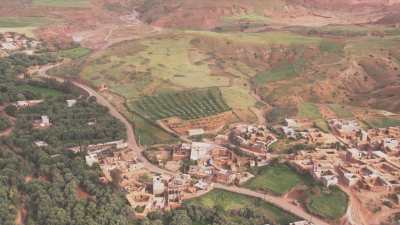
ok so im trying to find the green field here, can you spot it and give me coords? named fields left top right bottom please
left=186, top=189, right=299, bottom=225
left=187, top=31, right=321, bottom=46
left=32, top=0, right=89, bottom=7
left=306, top=187, right=348, bottom=220
left=129, top=113, right=178, bottom=146
left=17, top=84, right=64, bottom=98
left=298, top=102, right=329, bottom=132
left=328, top=104, right=353, bottom=118
left=221, top=86, right=257, bottom=109
left=253, top=59, right=305, bottom=85
left=244, top=164, right=304, bottom=195
left=365, top=117, right=400, bottom=128
left=81, top=34, right=230, bottom=99
left=57, top=47, right=91, bottom=59
left=131, top=88, right=231, bottom=121
left=0, top=17, right=52, bottom=28
left=0, top=17, right=56, bottom=36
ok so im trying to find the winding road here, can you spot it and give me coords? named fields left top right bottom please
left=37, top=63, right=331, bottom=225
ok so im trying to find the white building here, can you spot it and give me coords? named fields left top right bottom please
left=285, top=118, right=300, bottom=128
left=343, top=173, right=359, bottom=187
left=321, top=175, right=338, bottom=187
left=40, top=115, right=51, bottom=127
left=34, top=141, right=48, bottom=147
left=346, top=148, right=363, bottom=160
left=85, top=154, right=98, bottom=166
left=383, top=138, right=399, bottom=151
left=153, top=176, right=165, bottom=195
left=66, top=99, right=77, bottom=107
left=190, top=142, right=214, bottom=161
left=188, top=128, right=205, bottom=137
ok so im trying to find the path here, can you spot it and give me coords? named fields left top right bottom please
left=338, top=185, right=368, bottom=225
left=214, top=184, right=330, bottom=225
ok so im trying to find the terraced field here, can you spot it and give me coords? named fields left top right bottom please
left=131, top=88, right=231, bottom=120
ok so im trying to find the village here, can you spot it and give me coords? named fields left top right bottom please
left=0, top=32, right=41, bottom=57
left=67, top=112, right=400, bottom=223
left=4, top=30, right=400, bottom=225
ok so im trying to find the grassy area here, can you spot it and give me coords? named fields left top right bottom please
left=32, top=0, right=89, bottom=7
left=57, top=47, right=91, bottom=59
left=0, top=17, right=53, bottom=28
left=131, top=88, right=231, bottom=121
left=17, top=84, right=64, bottom=98
left=223, top=13, right=270, bottom=23
left=0, top=117, right=10, bottom=132
left=328, top=104, right=353, bottom=118
left=319, top=39, right=345, bottom=54
left=81, top=34, right=232, bottom=99
left=186, top=189, right=299, bottom=225
left=306, top=187, right=348, bottom=220
left=253, top=59, right=305, bottom=84
left=220, top=86, right=257, bottom=109
left=298, top=102, right=322, bottom=119
left=365, top=117, right=400, bottom=128
left=297, top=102, right=329, bottom=132
left=244, top=164, right=304, bottom=195
left=125, top=111, right=178, bottom=146
left=188, top=31, right=321, bottom=46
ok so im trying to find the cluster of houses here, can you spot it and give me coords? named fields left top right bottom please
left=0, top=32, right=41, bottom=56
left=229, top=124, right=277, bottom=157
left=286, top=117, right=400, bottom=214
left=86, top=144, right=215, bottom=217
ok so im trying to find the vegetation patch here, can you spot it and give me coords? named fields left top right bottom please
left=298, top=102, right=329, bottom=132
left=0, top=17, right=52, bottom=28
left=365, top=117, right=400, bottom=128
left=16, top=84, right=64, bottom=98
left=253, top=59, right=305, bottom=84
left=57, top=47, right=91, bottom=59
left=244, top=164, right=304, bottom=195
left=319, top=39, right=345, bottom=54
left=32, top=0, right=89, bottom=7
left=126, top=111, right=179, bottom=146
left=221, top=86, right=257, bottom=109
left=131, top=88, right=231, bottom=121
left=328, top=104, right=353, bottom=118
left=0, top=117, right=10, bottom=132
left=186, top=189, right=299, bottom=225
left=306, top=187, right=348, bottom=220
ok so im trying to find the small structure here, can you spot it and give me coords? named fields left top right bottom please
left=34, top=141, right=48, bottom=147
left=40, top=115, right=51, bottom=127
left=289, top=221, right=315, bottom=225
left=188, top=128, right=205, bottom=137
left=153, top=176, right=165, bottom=195
left=190, top=142, right=214, bottom=161
left=14, top=100, right=43, bottom=108
left=66, top=99, right=77, bottom=107
left=85, top=154, right=98, bottom=166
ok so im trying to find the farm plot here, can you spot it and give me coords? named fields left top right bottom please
left=186, top=189, right=299, bottom=225
left=131, top=88, right=231, bottom=121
